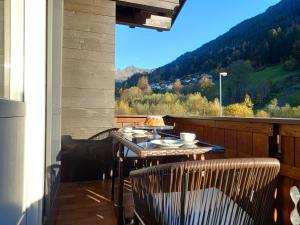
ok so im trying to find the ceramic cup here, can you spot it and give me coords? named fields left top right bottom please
left=180, top=132, right=196, bottom=142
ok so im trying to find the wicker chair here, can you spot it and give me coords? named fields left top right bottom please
left=130, top=158, right=280, bottom=225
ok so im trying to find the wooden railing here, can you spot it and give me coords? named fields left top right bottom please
left=115, top=115, right=300, bottom=225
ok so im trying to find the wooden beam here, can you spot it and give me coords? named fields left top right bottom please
left=116, top=7, right=172, bottom=31
left=117, top=0, right=179, bottom=16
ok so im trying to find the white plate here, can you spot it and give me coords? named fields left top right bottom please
left=133, top=134, right=148, bottom=138
left=151, top=139, right=185, bottom=148
left=183, top=140, right=199, bottom=146
left=132, top=129, right=147, bottom=135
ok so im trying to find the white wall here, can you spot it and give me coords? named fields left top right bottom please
left=0, top=101, right=26, bottom=225
left=23, top=0, right=47, bottom=224
left=45, top=0, right=63, bottom=222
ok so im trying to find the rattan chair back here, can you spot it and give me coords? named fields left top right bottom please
left=130, top=158, right=280, bottom=225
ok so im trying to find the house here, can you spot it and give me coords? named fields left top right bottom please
left=1, top=1, right=299, bottom=225
left=0, top=0, right=185, bottom=224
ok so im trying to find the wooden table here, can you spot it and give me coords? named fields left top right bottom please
left=110, top=130, right=225, bottom=225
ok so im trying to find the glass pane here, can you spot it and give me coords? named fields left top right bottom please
left=0, top=0, right=10, bottom=99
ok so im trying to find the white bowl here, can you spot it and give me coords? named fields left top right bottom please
left=180, top=132, right=196, bottom=142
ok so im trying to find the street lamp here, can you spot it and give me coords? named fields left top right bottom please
left=219, top=72, right=228, bottom=116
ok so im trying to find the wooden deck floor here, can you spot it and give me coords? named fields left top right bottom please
left=52, top=180, right=134, bottom=225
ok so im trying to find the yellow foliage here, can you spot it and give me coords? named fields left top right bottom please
left=256, top=110, right=270, bottom=118
left=224, top=103, right=254, bottom=117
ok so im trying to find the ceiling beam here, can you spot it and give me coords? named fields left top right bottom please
left=116, top=0, right=179, bottom=17
left=116, top=7, right=172, bottom=31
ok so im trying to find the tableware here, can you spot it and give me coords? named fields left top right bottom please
left=183, top=140, right=199, bottom=146
left=132, top=129, right=147, bottom=135
left=123, top=127, right=133, bottom=133
left=180, top=132, right=196, bottom=142
left=133, top=133, right=148, bottom=138
left=150, top=139, right=185, bottom=148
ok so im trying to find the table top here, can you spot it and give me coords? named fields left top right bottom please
left=111, top=130, right=224, bottom=158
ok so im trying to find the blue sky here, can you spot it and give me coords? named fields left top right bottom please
left=116, top=0, right=280, bottom=69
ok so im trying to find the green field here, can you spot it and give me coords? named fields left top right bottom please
left=206, top=65, right=300, bottom=107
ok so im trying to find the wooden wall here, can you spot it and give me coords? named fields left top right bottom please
left=277, top=124, right=300, bottom=225
left=115, top=115, right=148, bottom=128
left=165, top=117, right=275, bottom=158
left=62, top=0, right=116, bottom=139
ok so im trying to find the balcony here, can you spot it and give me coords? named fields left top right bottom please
left=51, top=115, right=300, bottom=225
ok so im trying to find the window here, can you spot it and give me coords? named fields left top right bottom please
left=0, top=0, right=24, bottom=101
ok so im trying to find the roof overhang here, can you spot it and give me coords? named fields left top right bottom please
left=116, top=0, right=186, bottom=31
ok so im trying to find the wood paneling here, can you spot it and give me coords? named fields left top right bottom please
left=115, top=116, right=147, bottom=128
left=253, top=133, right=269, bottom=157
left=53, top=180, right=133, bottom=225
left=237, top=131, right=253, bottom=157
left=117, top=0, right=179, bottom=15
left=62, top=0, right=115, bottom=139
left=281, top=136, right=295, bottom=165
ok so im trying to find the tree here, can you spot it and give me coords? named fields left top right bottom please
left=226, top=60, right=253, bottom=103
left=223, top=103, right=254, bottom=117
left=198, top=75, right=213, bottom=90
left=284, top=57, right=298, bottom=71
left=172, top=79, right=183, bottom=94
left=223, top=94, right=254, bottom=117
left=243, top=94, right=253, bottom=109
left=256, top=110, right=269, bottom=118
left=121, top=87, right=143, bottom=102
left=137, top=76, right=152, bottom=95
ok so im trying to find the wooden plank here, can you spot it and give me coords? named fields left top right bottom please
left=64, top=1, right=116, bottom=17
left=253, top=133, right=269, bottom=157
left=62, top=108, right=114, bottom=128
left=64, top=0, right=116, bottom=9
left=64, top=11, right=115, bottom=34
left=117, top=0, right=179, bottom=16
left=295, top=137, right=300, bottom=168
left=62, top=88, right=114, bottom=108
left=280, top=163, right=300, bottom=180
left=203, top=127, right=215, bottom=144
left=174, top=118, right=215, bottom=128
left=281, top=136, right=295, bottom=166
left=64, top=48, right=114, bottom=63
left=62, top=126, right=114, bottom=139
left=53, top=180, right=133, bottom=225
left=63, top=59, right=114, bottom=89
left=280, top=124, right=300, bottom=137
left=237, top=131, right=253, bottom=156
left=215, top=120, right=273, bottom=135
left=116, top=8, right=172, bottom=30
left=214, top=128, right=225, bottom=147
left=277, top=177, right=294, bottom=225
left=224, top=129, right=237, bottom=153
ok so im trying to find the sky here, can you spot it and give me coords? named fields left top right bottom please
left=116, top=0, right=280, bottom=70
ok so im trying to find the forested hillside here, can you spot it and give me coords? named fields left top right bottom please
left=120, top=0, right=300, bottom=107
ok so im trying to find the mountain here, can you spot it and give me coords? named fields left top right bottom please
left=124, top=0, right=300, bottom=83
left=115, top=66, right=150, bottom=81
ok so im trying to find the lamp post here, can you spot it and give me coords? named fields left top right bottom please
left=219, top=72, right=228, bottom=116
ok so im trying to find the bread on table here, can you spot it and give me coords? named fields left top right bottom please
left=144, top=116, right=165, bottom=126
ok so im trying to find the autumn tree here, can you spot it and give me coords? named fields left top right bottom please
left=223, top=94, right=254, bottom=117
left=198, top=75, right=213, bottom=90
left=137, top=76, right=152, bottom=95
left=121, top=87, right=143, bottom=101
left=172, top=79, right=183, bottom=94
